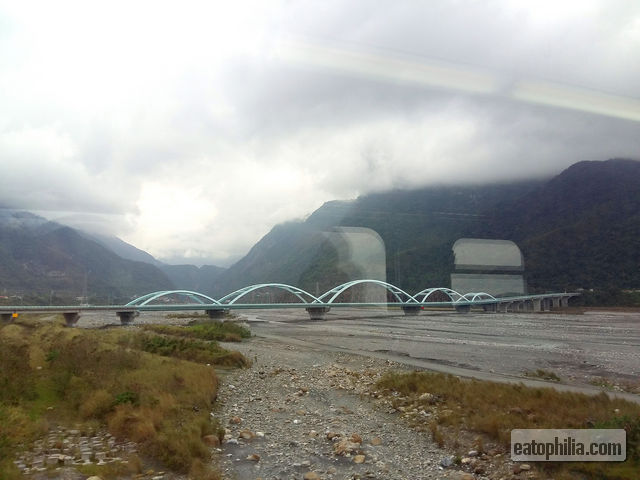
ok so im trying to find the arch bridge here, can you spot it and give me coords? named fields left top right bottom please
left=0, top=281, right=579, bottom=326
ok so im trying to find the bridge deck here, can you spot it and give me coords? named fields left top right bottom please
left=0, top=292, right=579, bottom=314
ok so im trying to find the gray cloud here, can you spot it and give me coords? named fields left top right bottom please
left=0, top=0, right=639, bottom=266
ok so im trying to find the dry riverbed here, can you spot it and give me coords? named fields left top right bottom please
left=215, top=336, right=507, bottom=480
left=13, top=309, right=637, bottom=480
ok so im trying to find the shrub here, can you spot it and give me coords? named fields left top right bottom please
left=114, top=391, right=140, bottom=407
left=80, top=389, right=114, bottom=419
left=0, top=339, right=35, bottom=403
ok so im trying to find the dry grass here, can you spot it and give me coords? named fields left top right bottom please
left=0, top=316, right=243, bottom=478
left=590, top=376, right=640, bottom=395
left=376, top=370, right=640, bottom=479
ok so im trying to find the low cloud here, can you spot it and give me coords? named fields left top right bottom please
left=0, top=0, right=639, bottom=266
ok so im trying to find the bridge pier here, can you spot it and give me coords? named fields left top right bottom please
left=306, top=307, right=330, bottom=320
left=117, top=311, right=138, bottom=325
left=402, top=305, right=422, bottom=316
left=561, top=296, right=571, bottom=308
left=455, top=304, right=471, bottom=313
left=482, top=303, right=497, bottom=312
left=63, top=312, right=80, bottom=327
left=552, top=297, right=560, bottom=309
left=206, top=309, right=230, bottom=320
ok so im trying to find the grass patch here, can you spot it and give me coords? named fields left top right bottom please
left=524, top=368, right=561, bottom=382
left=589, top=376, right=640, bottom=395
left=375, top=370, right=640, bottom=479
left=0, top=317, right=245, bottom=478
left=121, top=331, right=249, bottom=367
left=143, top=320, right=250, bottom=343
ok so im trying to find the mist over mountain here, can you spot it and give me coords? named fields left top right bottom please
left=87, top=232, right=162, bottom=267
left=0, top=211, right=173, bottom=302
left=480, top=159, right=640, bottom=291
left=157, top=264, right=226, bottom=294
left=1, top=159, right=638, bottom=303
left=88, top=233, right=226, bottom=292
left=211, top=159, right=640, bottom=296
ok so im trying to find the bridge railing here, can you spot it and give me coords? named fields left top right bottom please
left=1, top=280, right=580, bottom=326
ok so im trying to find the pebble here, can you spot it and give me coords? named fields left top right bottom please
left=440, top=455, right=455, bottom=468
left=217, top=336, right=499, bottom=480
left=450, top=473, right=474, bottom=480
left=202, top=434, right=221, bottom=447
left=13, top=427, right=136, bottom=476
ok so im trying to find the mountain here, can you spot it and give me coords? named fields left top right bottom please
left=480, top=159, right=640, bottom=291
left=211, top=159, right=640, bottom=296
left=158, top=264, right=226, bottom=294
left=87, top=232, right=226, bottom=294
left=88, top=232, right=162, bottom=266
left=210, top=181, right=544, bottom=296
left=3, top=159, right=638, bottom=303
left=210, top=219, right=331, bottom=297
left=0, top=211, right=174, bottom=303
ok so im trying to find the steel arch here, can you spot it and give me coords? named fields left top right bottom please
left=126, top=290, right=221, bottom=306
left=218, top=283, right=321, bottom=305
left=316, top=279, right=417, bottom=304
left=458, top=292, right=496, bottom=302
left=413, top=287, right=464, bottom=303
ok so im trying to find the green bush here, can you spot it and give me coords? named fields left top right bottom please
left=114, top=391, right=140, bottom=407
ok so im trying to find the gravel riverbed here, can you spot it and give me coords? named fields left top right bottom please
left=33, top=308, right=640, bottom=479
left=215, top=336, right=484, bottom=480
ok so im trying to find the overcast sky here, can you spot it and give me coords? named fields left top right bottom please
left=1, top=0, right=639, bottom=266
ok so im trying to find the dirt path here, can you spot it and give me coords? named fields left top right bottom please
left=215, top=336, right=481, bottom=480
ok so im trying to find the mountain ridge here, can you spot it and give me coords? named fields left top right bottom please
left=0, top=211, right=174, bottom=303
left=2, top=158, right=638, bottom=303
left=211, top=158, right=640, bottom=296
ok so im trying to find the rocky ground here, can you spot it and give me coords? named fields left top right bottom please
left=215, top=336, right=520, bottom=480
left=12, top=427, right=138, bottom=476
left=17, top=309, right=638, bottom=479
